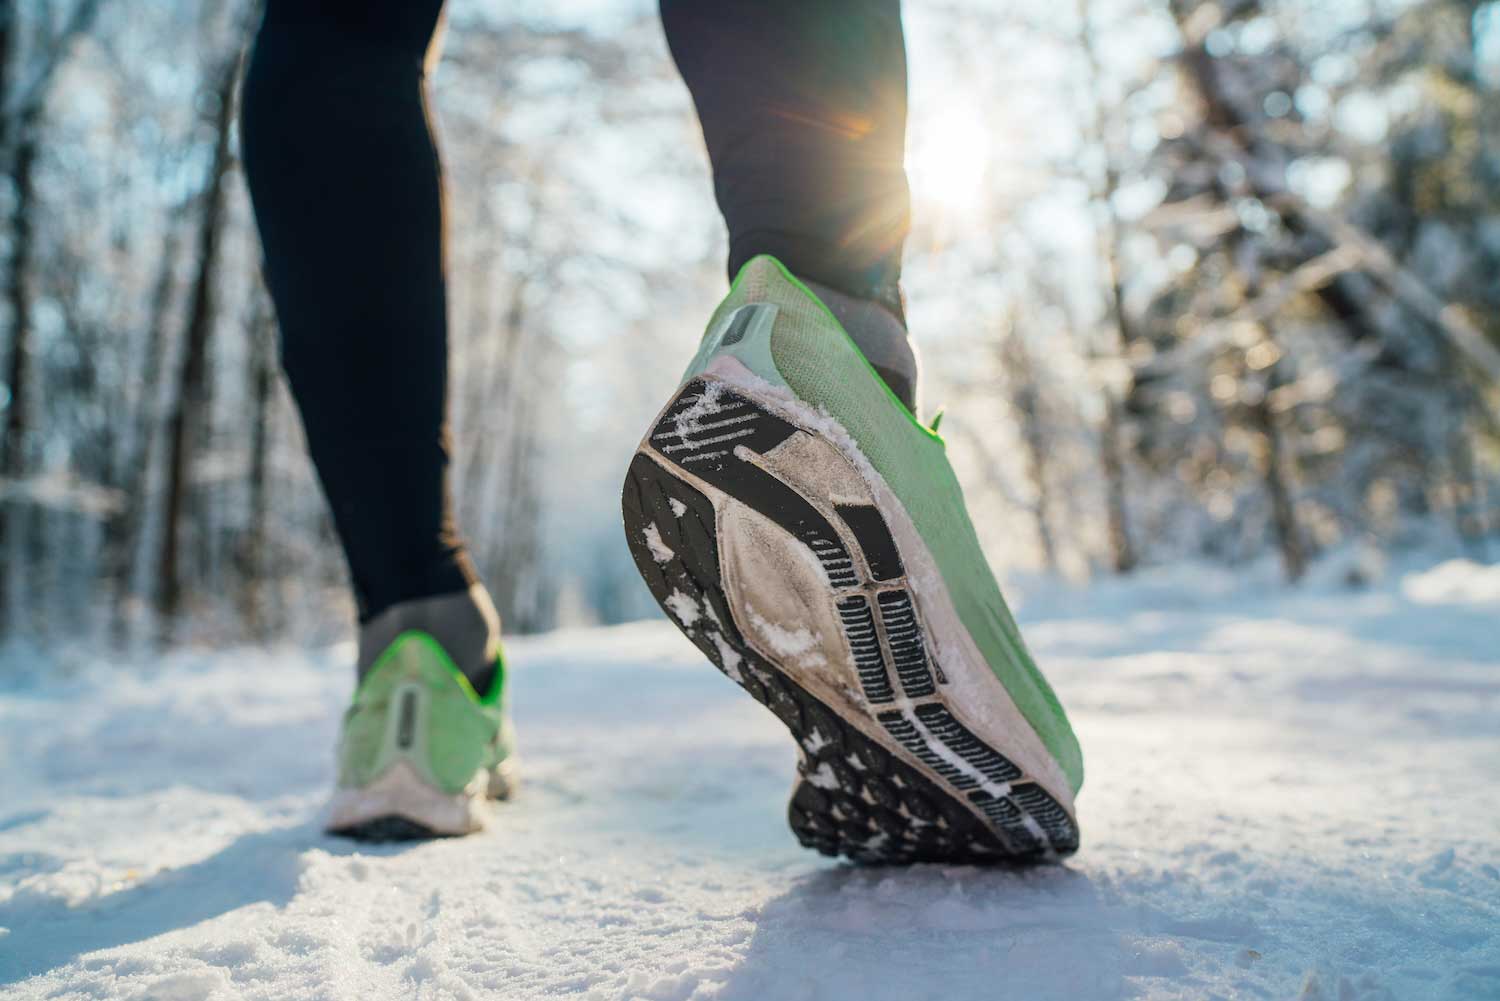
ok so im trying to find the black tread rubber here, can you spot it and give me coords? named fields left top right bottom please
left=623, top=380, right=1079, bottom=864
left=835, top=504, right=905, bottom=581
left=329, top=817, right=452, bottom=843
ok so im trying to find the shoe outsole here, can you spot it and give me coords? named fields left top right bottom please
left=623, top=378, right=1078, bottom=865
left=329, top=816, right=454, bottom=843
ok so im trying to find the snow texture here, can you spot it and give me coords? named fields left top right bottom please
left=1, top=558, right=1497, bottom=1000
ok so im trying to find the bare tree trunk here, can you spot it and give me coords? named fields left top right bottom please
left=1446, top=380, right=1489, bottom=557
left=1165, top=5, right=1324, bottom=578
left=1, top=93, right=41, bottom=482
left=0, top=3, right=12, bottom=157
left=1098, top=397, right=1136, bottom=572
left=0, top=0, right=107, bottom=634
left=1075, top=0, right=1138, bottom=574
left=1250, top=355, right=1306, bottom=581
left=1000, top=332, right=1059, bottom=572
left=493, top=404, right=542, bottom=630
left=106, top=216, right=183, bottom=644
left=0, top=97, right=39, bottom=632
left=487, top=321, right=545, bottom=630
left=156, top=52, right=239, bottom=628
left=461, top=275, right=528, bottom=524
left=237, top=290, right=276, bottom=637
left=1022, top=409, right=1060, bottom=574
left=1097, top=238, right=1140, bottom=574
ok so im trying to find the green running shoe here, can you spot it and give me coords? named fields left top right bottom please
left=621, top=256, right=1082, bottom=863
left=325, top=631, right=516, bottom=840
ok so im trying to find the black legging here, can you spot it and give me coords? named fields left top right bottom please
left=241, top=0, right=909, bottom=621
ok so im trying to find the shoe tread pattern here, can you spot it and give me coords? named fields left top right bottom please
left=624, top=381, right=1078, bottom=862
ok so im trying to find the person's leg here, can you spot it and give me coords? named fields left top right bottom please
left=242, top=0, right=514, bottom=838
left=240, top=0, right=498, bottom=692
left=659, top=0, right=920, bottom=410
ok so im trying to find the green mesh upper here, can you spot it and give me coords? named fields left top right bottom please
left=338, top=631, right=514, bottom=795
left=683, top=255, right=1084, bottom=794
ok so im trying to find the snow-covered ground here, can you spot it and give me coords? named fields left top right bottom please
left=2, top=558, right=1498, bottom=1000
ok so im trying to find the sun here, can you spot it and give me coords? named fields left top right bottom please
left=907, top=107, right=994, bottom=215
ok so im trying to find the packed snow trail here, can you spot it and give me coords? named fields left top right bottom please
left=1, top=559, right=1497, bottom=1000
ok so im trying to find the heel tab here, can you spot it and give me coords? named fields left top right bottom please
left=729, top=254, right=797, bottom=293
left=731, top=255, right=837, bottom=319
left=685, top=255, right=844, bottom=390
left=725, top=257, right=932, bottom=433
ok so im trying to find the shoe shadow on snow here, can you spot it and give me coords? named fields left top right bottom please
left=0, top=821, right=410, bottom=986
left=710, top=862, right=1123, bottom=1001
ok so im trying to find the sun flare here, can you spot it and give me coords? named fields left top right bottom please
left=908, top=107, right=994, bottom=214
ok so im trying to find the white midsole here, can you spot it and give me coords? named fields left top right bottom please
left=655, top=359, right=1076, bottom=826
left=325, top=758, right=516, bottom=836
